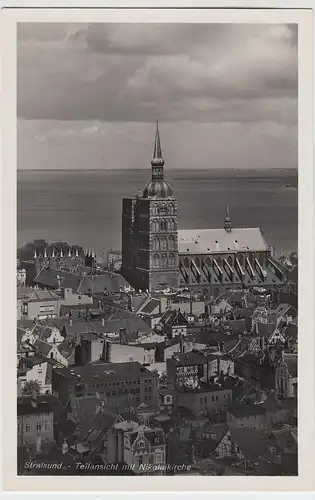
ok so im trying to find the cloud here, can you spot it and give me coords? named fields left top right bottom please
left=17, top=22, right=297, bottom=123
left=17, top=22, right=298, bottom=170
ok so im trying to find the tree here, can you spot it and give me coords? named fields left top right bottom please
left=21, top=380, right=41, bottom=396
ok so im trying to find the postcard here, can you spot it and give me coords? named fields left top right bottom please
left=1, top=5, right=314, bottom=492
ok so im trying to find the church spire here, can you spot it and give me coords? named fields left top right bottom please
left=224, top=203, right=232, bottom=233
left=151, top=121, right=165, bottom=180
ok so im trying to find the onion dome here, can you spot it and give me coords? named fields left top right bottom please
left=143, top=179, right=173, bottom=198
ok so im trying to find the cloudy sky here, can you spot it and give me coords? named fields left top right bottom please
left=17, top=22, right=298, bottom=170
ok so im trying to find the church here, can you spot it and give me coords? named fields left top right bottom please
left=121, top=123, right=286, bottom=297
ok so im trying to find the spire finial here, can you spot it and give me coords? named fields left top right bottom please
left=224, top=203, right=232, bottom=233
left=151, top=120, right=164, bottom=168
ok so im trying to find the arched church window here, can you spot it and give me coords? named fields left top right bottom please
left=169, top=204, right=175, bottom=215
left=160, top=204, right=167, bottom=215
left=153, top=254, right=160, bottom=268
left=152, top=219, right=159, bottom=232
left=168, top=219, right=175, bottom=231
left=153, top=237, right=160, bottom=251
left=162, top=236, right=168, bottom=251
left=160, top=219, right=167, bottom=231
left=169, top=253, right=175, bottom=267
left=161, top=254, right=167, bottom=267
left=169, top=235, right=175, bottom=250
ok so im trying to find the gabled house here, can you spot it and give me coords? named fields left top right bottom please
left=18, top=356, right=54, bottom=395
left=108, top=421, right=166, bottom=475
left=33, top=339, right=68, bottom=366
left=159, top=309, right=191, bottom=339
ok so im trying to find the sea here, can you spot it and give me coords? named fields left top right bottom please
left=17, top=169, right=298, bottom=259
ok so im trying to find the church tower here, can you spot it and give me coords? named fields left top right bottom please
left=122, top=122, right=179, bottom=291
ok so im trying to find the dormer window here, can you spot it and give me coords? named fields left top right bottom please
left=138, top=440, right=145, bottom=449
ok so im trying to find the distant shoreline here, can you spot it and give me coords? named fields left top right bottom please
left=17, top=167, right=298, bottom=173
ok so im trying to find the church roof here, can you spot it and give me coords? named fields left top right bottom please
left=178, top=227, right=269, bottom=254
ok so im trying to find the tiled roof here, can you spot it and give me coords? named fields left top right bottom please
left=34, top=268, right=82, bottom=291
left=17, top=396, right=53, bottom=416
left=57, top=341, right=75, bottom=361
left=178, top=227, right=269, bottom=254
left=230, top=427, right=273, bottom=461
left=28, top=290, right=63, bottom=302
left=53, top=361, right=154, bottom=382
left=77, top=273, right=131, bottom=295
left=201, top=424, right=229, bottom=453
left=33, top=339, right=52, bottom=357
left=17, top=287, right=34, bottom=299
left=17, top=319, right=35, bottom=330
left=140, top=298, right=160, bottom=315
left=228, top=403, right=265, bottom=418
left=160, top=309, right=190, bottom=326
left=171, top=350, right=207, bottom=366
left=271, top=429, right=297, bottom=454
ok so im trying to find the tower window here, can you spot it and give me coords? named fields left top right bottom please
left=162, top=237, right=168, bottom=250
left=169, top=235, right=175, bottom=250
left=169, top=253, right=175, bottom=267
left=161, top=254, right=167, bottom=267
left=153, top=254, right=160, bottom=268
left=160, top=219, right=167, bottom=231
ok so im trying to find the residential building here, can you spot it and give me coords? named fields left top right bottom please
left=108, top=421, right=167, bottom=475
left=52, top=361, right=159, bottom=408
left=19, top=287, right=92, bottom=320
left=18, top=356, right=54, bottom=395
left=17, top=394, right=54, bottom=448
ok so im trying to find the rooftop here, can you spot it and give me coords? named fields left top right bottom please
left=53, top=361, right=155, bottom=381
left=17, top=396, right=53, bottom=416
left=178, top=227, right=269, bottom=254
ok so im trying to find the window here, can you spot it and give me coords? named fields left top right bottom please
left=160, top=219, right=167, bottom=231
left=152, top=219, right=159, bottom=232
left=161, top=254, right=167, bottom=267
left=169, top=253, right=175, bottom=267
left=155, top=451, right=162, bottom=464
left=169, top=235, right=175, bottom=250
left=17, top=424, right=20, bottom=434
left=160, top=205, right=167, bottom=215
left=36, top=422, right=42, bottom=431
left=153, top=254, right=160, bottom=268
left=168, top=219, right=175, bottom=231
left=162, top=237, right=167, bottom=251
left=169, top=204, right=174, bottom=215
left=39, top=305, right=55, bottom=312
left=25, top=423, right=31, bottom=432
left=138, top=441, right=145, bottom=449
